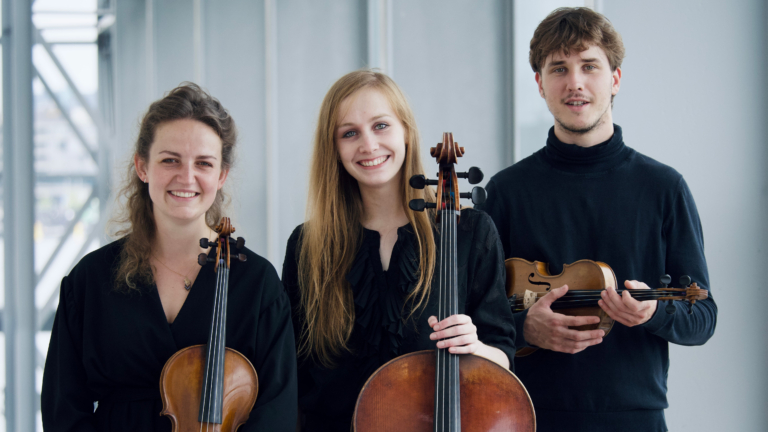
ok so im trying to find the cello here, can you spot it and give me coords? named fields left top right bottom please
left=506, top=258, right=709, bottom=356
left=159, top=217, right=259, bottom=431
left=353, top=133, right=536, bottom=431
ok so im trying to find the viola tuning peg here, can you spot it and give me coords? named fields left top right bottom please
left=198, top=253, right=208, bottom=266
left=679, top=275, right=692, bottom=287
left=236, top=237, right=245, bottom=249
left=660, top=274, right=671, bottom=287
left=665, top=300, right=676, bottom=314
left=238, top=253, right=247, bottom=262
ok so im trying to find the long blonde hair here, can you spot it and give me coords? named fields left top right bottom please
left=110, top=83, right=237, bottom=292
left=298, top=70, right=436, bottom=367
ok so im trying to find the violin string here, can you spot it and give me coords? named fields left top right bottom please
left=201, top=249, right=224, bottom=431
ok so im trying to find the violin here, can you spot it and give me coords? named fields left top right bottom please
left=505, top=258, right=709, bottom=357
left=354, top=133, right=536, bottom=431
left=159, top=217, right=259, bottom=431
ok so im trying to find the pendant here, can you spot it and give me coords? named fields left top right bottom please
left=184, top=278, right=192, bottom=290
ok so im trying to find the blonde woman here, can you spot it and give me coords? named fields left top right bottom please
left=42, top=84, right=297, bottom=431
left=281, top=70, right=515, bottom=431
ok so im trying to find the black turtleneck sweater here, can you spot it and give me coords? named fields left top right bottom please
left=477, top=125, right=717, bottom=432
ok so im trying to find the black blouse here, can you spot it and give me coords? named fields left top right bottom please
left=41, top=239, right=298, bottom=431
left=282, top=208, right=516, bottom=431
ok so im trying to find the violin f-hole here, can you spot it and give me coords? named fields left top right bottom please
left=528, top=273, right=552, bottom=291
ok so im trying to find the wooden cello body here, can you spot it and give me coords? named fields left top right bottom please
left=159, top=218, right=259, bottom=432
left=354, top=133, right=535, bottom=431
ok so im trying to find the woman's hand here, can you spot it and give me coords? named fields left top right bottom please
left=428, top=314, right=510, bottom=369
left=428, top=314, right=479, bottom=354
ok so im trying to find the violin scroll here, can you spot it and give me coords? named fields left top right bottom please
left=197, top=217, right=248, bottom=270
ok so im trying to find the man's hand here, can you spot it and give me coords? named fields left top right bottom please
left=523, top=285, right=605, bottom=354
left=598, top=280, right=657, bottom=326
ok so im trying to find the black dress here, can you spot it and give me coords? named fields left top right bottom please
left=41, top=239, right=298, bottom=431
left=282, top=208, right=516, bottom=432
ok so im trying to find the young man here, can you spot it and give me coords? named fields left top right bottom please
left=477, top=7, right=717, bottom=432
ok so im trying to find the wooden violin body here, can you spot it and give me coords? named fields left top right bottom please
left=354, top=351, right=535, bottom=432
left=506, top=257, right=708, bottom=357
left=160, top=346, right=258, bottom=432
left=159, top=218, right=258, bottom=431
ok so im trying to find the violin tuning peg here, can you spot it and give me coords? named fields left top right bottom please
left=238, top=253, right=247, bottom=262
left=665, top=300, right=676, bottom=314
left=200, top=238, right=215, bottom=248
left=679, top=275, right=692, bottom=287
left=198, top=253, right=208, bottom=266
left=660, top=274, right=671, bottom=288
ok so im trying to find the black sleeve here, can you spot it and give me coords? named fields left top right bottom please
left=281, top=225, right=304, bottom=347
left=642, top=177, right=717, bottom=345
left=465, top=211, right=517, bottom=370
left=242, top=272, right=299, bottom=432
left=41, top=276, right=99, bottom=432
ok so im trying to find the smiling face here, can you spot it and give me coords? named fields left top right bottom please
left=535, top=45, right=621, bottom=146
left=335, top=87, right=407, bottom=192
left=134, top=118, right=228, bottom=227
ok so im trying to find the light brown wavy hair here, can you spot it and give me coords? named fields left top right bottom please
left=529, top=7, right=625, bottom=74
left=298, top=70, right=436, bottom=367
left=110, top=83, right=237, bottom=292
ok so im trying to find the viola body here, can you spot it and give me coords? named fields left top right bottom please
left=505, top=258, right=617, bottom=357
left=354, top=350, right=535, bottom=432
left=159, top=345, right=258, bottom=431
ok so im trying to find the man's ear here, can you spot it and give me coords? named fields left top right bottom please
left=611, top=67, right=622, bottom=96
left=535, top=72, right=545, bottom=98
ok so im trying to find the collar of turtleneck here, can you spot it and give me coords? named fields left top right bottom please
left=541, top=124, right=633, bottom=175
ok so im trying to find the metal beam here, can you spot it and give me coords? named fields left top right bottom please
left=2, top=0, right=38, bottom=430
left=34, top=27, right=103, bottom=130
left=34, top=67, right=99, bottom=163
left=367, top=0, right=393, bottom=76
left=265, top=0, right=279, bottom=268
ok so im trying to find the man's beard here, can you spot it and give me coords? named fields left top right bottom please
left=554, top=102, right=610, bottom=135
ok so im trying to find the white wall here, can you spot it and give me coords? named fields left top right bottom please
left=601, top=2, right=767, bottom=430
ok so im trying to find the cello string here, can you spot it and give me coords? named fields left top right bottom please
left=451, top=205, right=458, bottom=430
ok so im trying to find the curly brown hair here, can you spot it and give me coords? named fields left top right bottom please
left=529, top=7, right=625, bottom=74
left=110, top=83, right=237, bottom=292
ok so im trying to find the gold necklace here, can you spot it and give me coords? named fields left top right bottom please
left=153, top=255, right=197, bottom=290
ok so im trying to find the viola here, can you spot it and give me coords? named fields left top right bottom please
left=159, top=217, right=259, bottom=431
left=505, top=258, right=709, bottom=357
left=353, top=133, right=536, bottom=431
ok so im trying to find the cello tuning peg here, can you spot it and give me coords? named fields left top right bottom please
left=665, top=299, right=676, bottom=314
left=408, top=175, right=438, bottom=190
left=200, top=238, right=216, bottom=248
left=456, top=167, right=484, bottom=185
left=408, top=199, right=437, bottom=212
left=459, top=187, right=487, bottom=205
left=238, top=253, right=247, bottom=262
left=198, top=253, right=209, bottom=266
left=659, top=274, right=671, bottom=287
left=236, top=237, right=245, bottom=249
left=679, top=275, right=692, bottom=287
